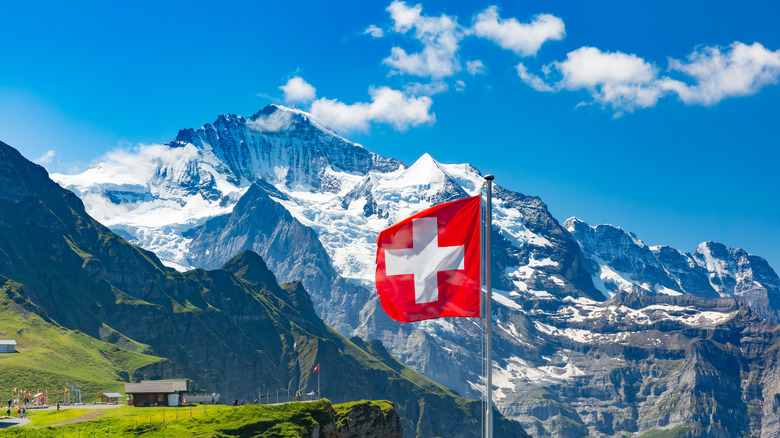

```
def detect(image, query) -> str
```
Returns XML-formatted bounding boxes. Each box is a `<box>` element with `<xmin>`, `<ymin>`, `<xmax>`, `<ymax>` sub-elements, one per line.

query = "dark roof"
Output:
<box><xmin>125</xmin><ymin>380</ymin><xmax>187</xmax><ymax>394</ymax></box>
<box><xmin>141</xmin><ymin>380</ymin><xmax>187</xmax><ymax>391</ymax></box>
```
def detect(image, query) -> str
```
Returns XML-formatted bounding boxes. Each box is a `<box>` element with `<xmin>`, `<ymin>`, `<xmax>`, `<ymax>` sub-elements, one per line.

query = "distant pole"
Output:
<box><xmin>317</xmin><ymin>365</ymin><xmax>320</xmax><ymax>398</ymax></box>
<box><xmin>484</xmin><ymin>174</ymin><xmax>494</xmax><ymax>438</ymax></box>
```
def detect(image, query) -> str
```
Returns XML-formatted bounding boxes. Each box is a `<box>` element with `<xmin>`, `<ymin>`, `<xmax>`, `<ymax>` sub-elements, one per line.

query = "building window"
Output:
<box><xmin>158</xmin><ymin>394</ymin><xmax>164</xmax><ymax>402</ymax></box>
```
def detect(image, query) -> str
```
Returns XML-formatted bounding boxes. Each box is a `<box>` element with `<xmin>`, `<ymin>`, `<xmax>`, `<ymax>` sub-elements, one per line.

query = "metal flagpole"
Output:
<box><xmin>484</xmin><ymin>174</ymin><xmax>494</xmax><ymax>438</ymax></box>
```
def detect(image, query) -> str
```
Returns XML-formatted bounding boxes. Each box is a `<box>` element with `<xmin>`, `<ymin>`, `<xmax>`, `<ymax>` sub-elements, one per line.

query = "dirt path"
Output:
<box><xmin>0</xmin><ymin>418</ymin><xmax>32</xmax><ymax>429</ymax></box>
<box><xmin>40</xmin><ymin>411</ymin><xmax>105</xmax><ymax>427</ymax></box>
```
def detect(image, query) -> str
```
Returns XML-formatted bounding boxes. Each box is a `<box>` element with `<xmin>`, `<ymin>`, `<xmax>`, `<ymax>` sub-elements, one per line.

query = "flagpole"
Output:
<box><xmin>484</xmin><ymin>174</ymin><xmax>494</xmax><ymax>438</ymax></box>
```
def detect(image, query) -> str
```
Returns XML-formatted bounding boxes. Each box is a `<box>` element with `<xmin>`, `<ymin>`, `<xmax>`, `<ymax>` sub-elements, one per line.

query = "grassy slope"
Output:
<box><xmin>0</xmin><ymin>400</ymin><xmax>393</xmax><ymax>437</ymax></box>
<box><xmin>0</xmin><ymin>279</ymin><xmax>165</xmax><ymax>399</ymax></box>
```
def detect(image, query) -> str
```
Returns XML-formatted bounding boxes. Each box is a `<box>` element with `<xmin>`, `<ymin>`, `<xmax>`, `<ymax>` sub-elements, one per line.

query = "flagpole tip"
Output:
<box><xmin>484</xmin><ymin>174</ymin><xmax>495</xmax><ymax>181</ymax></box>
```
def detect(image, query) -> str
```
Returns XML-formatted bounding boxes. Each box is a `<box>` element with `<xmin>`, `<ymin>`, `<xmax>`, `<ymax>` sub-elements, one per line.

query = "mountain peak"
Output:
<box><xmin>403</xmin><ymin>153</ymin><xmax>447</xmax><ymax>185</ymax></box>
<box><xmin>221</xmin><ymin>250</ymin><xmax>279</xmax><ymax>289</ymax></box>
<box><xmin>563</xmin><ymin>217</ymin><xmax>587</xmax><ymax>232</ymax></box>
<box><xmin>248</xmin><ymin>104</ymin><xmax>337</xmax><ymax>137</ymax></box>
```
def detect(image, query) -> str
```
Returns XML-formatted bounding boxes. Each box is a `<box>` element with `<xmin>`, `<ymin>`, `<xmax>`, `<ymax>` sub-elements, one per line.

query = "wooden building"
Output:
<box><xmin>125</xmin><ymin>380</ymin><xmax>187</xmax><ymax>407</ymax></box>
<box><xmin>97</xmin><ymin>392</ymin><xmax>125</xmax><ymax>404</ymax></box>
<box><xmin>31</xmin><ymin>392</ymin><xmax>47</xmax><ymax>406</ymax></box>
<box><xmin>0</xmin><ymin>340</ymin><xmax>17</xmax><ymax>353</ymax></box>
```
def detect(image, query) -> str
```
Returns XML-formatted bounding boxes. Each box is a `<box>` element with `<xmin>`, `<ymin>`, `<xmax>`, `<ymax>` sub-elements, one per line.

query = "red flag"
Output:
<box><xmin>375</xmin><ymin>196</ymin><xmax>481</xmax><ymax>323</ymax></box>
<box><xmin>313</xmin><ymin>364</ymin><xmax>319</xmax><ymax>373</ymax></box>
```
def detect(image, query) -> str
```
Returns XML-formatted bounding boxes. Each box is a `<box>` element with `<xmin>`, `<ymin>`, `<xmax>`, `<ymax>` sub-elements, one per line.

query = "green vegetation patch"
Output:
<box><xmin>641</xmin><ymin>423</ymin><xmax>705</xmax><ymax>438</ymax></box>
<box><xmin>0</xmin><ymin>399</ymin><xmax>395</xmax><ymax>438</ymax></box>
<box><xmin>0</xmin><ymin>292</ymin><xmax>164</xmax><ymax>398</ymax></box>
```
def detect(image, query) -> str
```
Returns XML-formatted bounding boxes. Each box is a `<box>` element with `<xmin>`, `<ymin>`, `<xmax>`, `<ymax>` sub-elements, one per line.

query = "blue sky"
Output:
<box><xmin>1</xmin><ymin>0</ymin><xmax>779</xmax><ymax>270</ymax></box>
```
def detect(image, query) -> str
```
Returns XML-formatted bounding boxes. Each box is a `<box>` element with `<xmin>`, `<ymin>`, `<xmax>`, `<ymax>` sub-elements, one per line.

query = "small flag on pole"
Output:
<box><xmin>375</xmin><ymin>195</ymin><xmax>481</xmax><ymax>323</ymax></box>
<box><xmin>313</xmin><ymin>364</ymin><xmax>319</xmax><ymax>373</ymax></box>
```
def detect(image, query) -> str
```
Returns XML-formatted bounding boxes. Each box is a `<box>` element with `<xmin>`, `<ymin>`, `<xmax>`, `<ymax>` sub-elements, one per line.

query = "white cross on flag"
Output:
<box><xmin>375</xmin><ymin>196</ymin><xmax>481</xmax><ymax>322</ymax></box>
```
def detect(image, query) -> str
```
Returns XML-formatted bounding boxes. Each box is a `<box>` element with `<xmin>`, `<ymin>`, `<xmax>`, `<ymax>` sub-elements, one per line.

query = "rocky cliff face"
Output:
<box><xmin>493</xmin><ymin>291</ymin><xmax>780</xmax><ymax>437</ymax></box>
<box><xmin>183</xmin><ymin>181</ymin><xmax>367</xmax><ymax>335</ymax></box>
<box><xmin>565</xmin><ymin>218</ymin><xmax>780</xmax><ymax>322</ymax></box>
<box><xmin>327</xmin><ymin>401</ymin><xmax>403</xmax><ymax>438</ymax></box>
<box><xmin>48</xmin><ymin>106</ymin><xmax>780</xmax><ymax>437</ymax></box>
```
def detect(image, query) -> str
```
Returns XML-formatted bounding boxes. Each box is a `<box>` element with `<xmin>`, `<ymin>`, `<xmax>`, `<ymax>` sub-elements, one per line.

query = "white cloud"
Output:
<box><xmin>383</xmin><ymin>1</ymin><xmax>463</xmax><ymax>78</ymax></box>
<box><xmin>56</xmin><ymin>144</ymin><xmax>202</xmax><ymax>190</ymax></box>
<box><xmin>517</xmin><ymin>47</ymin><xmax>666</xmax><ymax>111</ymax></box>
<box><xmin>516</xmin><ymin>63</ymin><xmax>555</xmax><ymax>92</ymax></box>
<box><xmin>309</xmin><ymin>86</ymin><xmax>434</xmax><ymax>132</ymax></box>
<box><xmin>280</xmin><ymin>76</ymin><xmax>317</xmax><ymax>103</ymax></box>
<box><xmin>466</xmin><ymin>59</ymin><xmax>485</xmax><ymax>75</ymax></box>
<box><xmin>553</xmin><ymin>47</ymin><xmax>658</xmax><ymax>89</ymax></box>
<box><xmin>455</xmin><ymin>79</ymin><xmax>466</xmax><ymax>91</ymax></box>
<box><xmin>472</xmin><ymin>6</ymin><xmax>564</xmax><ymax>57</ymax></box>
<box><xmin>404</xmin><ymin>81</ymin><xmax>449</xmax><ymax>96</ymax></box>
<box><xmin>664</xmin><ymin>42</ymin><xmax>780</xmax><ymax>105</ymax></box>
<box><xmin>554</xmin><ymin>47</ymin><xmax>665</xmax><ymax>110</ymax></box>
<box><xmin>34</xmin><ymin>149</ymin><xmax>56</xmax><ymax>164</ymax></box>
<box><xmin>365</xmin><ymin>25</ymin><xmax>384</xmax><ymax>38</ymax></box>
<box><xmin>388</xmin><ymin>1</ymin><xmax>423</xmax><ymax>32</ymax></box>
<box><xmin>248</xmin><ymin>110</ymin><xmax>294</xmax><ymax>133</ymax></box>
<box><xmin>517</xmin><ymin>42</ymin><xmax>780</xmax><ymax>112</ymax></box>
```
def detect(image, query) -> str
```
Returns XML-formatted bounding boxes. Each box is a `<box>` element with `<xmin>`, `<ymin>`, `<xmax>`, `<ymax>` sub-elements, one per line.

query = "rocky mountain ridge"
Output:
<box><xmin>50</xmin><ymin>105</ymin><xmax>780</xmax><ymax>437</ymax></box>
<box><xmin>564</xmin><ymin>217</ymin><xmax>780</xmax><ymax>322</ymax></box>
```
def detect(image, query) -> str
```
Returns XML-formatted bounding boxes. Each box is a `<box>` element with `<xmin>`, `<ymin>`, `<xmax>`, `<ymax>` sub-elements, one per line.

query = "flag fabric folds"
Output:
<box><xmin>313</xmin><ymin>364</ymin><xmax>319</xmax><ymax>373</ymax></box>
<box><xmin>375</xmin><ymin>195</ymin><xmax>481</xmax><ymax>323</ymax></box>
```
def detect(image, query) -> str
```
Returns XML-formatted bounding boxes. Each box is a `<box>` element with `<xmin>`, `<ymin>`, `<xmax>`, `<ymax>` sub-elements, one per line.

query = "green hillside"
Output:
<box><xmin>0</xmin><ymin>279</ymin><xmax>166</xmax><ymax>398</ymax></box>
<box><xmin>0</xmin><ymin>399</ymin><xmax>401</xmax><ymax>437</ymax></box>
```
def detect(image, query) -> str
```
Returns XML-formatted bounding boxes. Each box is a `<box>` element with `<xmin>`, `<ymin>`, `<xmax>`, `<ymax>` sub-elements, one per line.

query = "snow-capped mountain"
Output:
<box><xmin>565</xmin><ymin>218</ymin><xmax>780</xmax><ymax>322</ymax></box>
<box><xmin>52</xmin><ymin>104</ymin><xmax>780</xmax><ymax>437</ymax></box>
<box><xmin>53</xmin><ymin>105</ymin><xmax>401</xmax><ymax>270</ymax></box>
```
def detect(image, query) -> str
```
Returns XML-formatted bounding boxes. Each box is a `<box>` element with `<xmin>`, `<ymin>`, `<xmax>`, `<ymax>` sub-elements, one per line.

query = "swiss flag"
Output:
<box><xmin>375</xmin><ymin>196</ymin><xmax>481</xmax><ymax>323</ymax></box>
<box><xmin>313</xmin><ymin>364</ymin><xmax>319</xmax><ymax>373</ymax></box>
